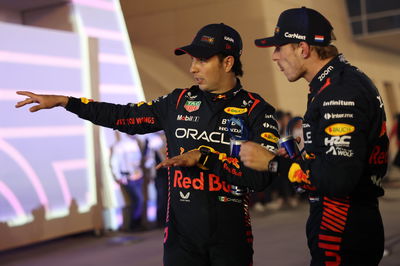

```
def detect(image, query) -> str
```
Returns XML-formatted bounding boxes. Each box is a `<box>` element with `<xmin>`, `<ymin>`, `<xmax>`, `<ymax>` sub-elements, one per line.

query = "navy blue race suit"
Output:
<box><xmin>65</xmin><ymin>80</ymin><xmax>279</xmax><ymax>266</ymax></box>
<box><xmin>288</xmin><ymin>55</ymin><xmax>388</xmax><ymax>266</ymax></box>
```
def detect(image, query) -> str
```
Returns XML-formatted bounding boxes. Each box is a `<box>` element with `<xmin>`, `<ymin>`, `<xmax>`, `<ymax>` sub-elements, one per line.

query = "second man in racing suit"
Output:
<box><xmin>242</xmin><ymin>7</ymin><xmax>389</xmax><ymax>266</ymax></box>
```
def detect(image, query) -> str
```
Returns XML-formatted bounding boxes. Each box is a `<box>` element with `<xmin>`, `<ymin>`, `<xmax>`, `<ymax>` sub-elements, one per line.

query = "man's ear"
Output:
<box><xmin>224</xmin><ymin>55</ymin><xmax>234</xmax><ymax>72</ymax></box>
<box><xmin>298</xmin><ymin>42</ymin><xmax>311</xmax><ymax>59</ymax></box>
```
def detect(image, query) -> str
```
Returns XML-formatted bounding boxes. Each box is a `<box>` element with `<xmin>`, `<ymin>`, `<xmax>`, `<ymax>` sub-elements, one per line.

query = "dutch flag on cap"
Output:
<box><xmin>314</xmin><ymin>35</ymin><xmax>324</xmax><ymax>42</ymax></box>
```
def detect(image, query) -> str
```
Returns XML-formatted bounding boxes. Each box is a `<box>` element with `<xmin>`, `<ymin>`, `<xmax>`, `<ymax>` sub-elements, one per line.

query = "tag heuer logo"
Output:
<box><xmin>184</xmin><ymin>101</ymin><xmax>201</xmax><ymax>112</ymax></box>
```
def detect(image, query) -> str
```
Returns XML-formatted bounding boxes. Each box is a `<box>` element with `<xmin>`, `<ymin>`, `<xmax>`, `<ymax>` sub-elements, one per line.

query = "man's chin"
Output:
<box><xmin>198</xmin><ymin>85</ymin><xmax>208</xmax><ymax>91</ymax></box>
<box><xmin>287</xmin><ymin>76</ymin><xmax>301</xmax><ymax>82</ymax></box>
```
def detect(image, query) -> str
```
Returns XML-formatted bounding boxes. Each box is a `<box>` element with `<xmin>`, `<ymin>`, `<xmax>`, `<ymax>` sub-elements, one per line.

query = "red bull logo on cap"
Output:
<box><xmin>201</xmin><ymin>35</ymin><xmax>215</xmax><ymax>44</ymax></box>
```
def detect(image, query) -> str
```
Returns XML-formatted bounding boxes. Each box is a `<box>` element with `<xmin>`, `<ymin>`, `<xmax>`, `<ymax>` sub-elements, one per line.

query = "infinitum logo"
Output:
<box><xmin>323</xmin><ymin>100</ymin><xmax>355</xmax><ymax>106</ymax></box>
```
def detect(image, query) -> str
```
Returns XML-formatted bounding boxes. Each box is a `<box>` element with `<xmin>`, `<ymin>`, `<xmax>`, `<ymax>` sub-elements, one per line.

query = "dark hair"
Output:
<box><xmin>310</xmin><ymin>45</ymin><xmax>339</xmax><ymax>60</ymax></box>
<box><xmin>290</xmin><ymin>43</ymin><xmax>339</xmax><ymax>60</ymax></box>
<box><xmin>216</xmin><ymin>53</ymin><xmax>244</xmax><ymax>77</ymax></box>
<box><xmin>311</xmin><ymin>31</ymin><xmax>338</xmax><ymax>59</ymax></box>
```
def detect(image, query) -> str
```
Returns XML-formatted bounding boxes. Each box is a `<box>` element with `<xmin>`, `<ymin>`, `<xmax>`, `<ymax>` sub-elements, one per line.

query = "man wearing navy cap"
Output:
<box><xmin>240</xmin><ymin>7</ymin><xmax>389</xmax><ymax>266</ymax></box>
<box><xmin>16</xmin><ymin>23</ymin><xmax>278</xmax><ymax>265</ymax></box>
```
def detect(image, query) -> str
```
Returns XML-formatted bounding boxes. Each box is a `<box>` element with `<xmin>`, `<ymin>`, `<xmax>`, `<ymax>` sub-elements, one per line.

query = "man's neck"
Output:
<box><xmin>304</xmin><ymin>56</ymin><xmax>334</xmax><ymax>83</ymax></box>
<box><xmin>213</xmin><ymin>75</ymin><xmax>237</xmax><ymax>94</ymax></box>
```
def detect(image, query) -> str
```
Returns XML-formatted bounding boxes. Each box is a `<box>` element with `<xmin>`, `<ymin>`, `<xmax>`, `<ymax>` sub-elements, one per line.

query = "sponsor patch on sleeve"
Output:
<box><xmin>80</xmin><ymin>97</ymin><xmax>93</xmax><ymax>104</ymax></box>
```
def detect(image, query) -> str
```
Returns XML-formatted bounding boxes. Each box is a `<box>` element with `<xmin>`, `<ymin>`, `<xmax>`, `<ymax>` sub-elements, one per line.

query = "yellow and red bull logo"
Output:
<box><xmin>137</xmin><ymin>101</ymin><xmax>153</xmax><ymax>107</ymax></box>
<box><xmin>224</xmin><ymin>107</ymin><xmax>247</xmax><ymax>115</ymax></box>
<box><xmin>219</xmin><ymin>153</ymin><xmax>240</xmax><ymax>168</ymax></box>
<box><xmin>261</xmin><ymin>132</ymin><xmax>279</xmax><ymax>143</ymax></box>
<box><xmin>80</xmin><ymin>97</ymin><xmax>93</xmax><ymax>104</ymax></box>
<box><xmin>325</xmin><ymin>123</ymin><xmax>355</xmax><ymax>136</ymax></box>
<box><xmin>288</xmin><ymin>163</ymin><xmax>310</xmax><ymax>184</ymax></box>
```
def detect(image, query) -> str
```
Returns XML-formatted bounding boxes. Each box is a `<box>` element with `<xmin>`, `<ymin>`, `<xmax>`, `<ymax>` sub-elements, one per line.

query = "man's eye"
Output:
<box><xmin>200</xmin><ymin>58</ymin><xmax>208</xmax><ymax>62</ymax></box>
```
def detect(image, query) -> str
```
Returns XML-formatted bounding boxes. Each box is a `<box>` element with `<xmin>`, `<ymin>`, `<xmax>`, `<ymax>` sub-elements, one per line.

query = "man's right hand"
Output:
<box><xmin>277</xmin><ymin>136</ymin><xmax>302</xmax><ymax>159</ymax></box>
<box><xmin>15</xmin><ymin>91</ymin><xmax>69</xmax><ymax>112</ymax></box>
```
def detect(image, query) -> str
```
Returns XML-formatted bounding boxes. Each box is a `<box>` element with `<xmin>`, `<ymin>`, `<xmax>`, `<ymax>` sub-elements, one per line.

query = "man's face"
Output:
<box><xmin>272</xmin><ymin>44</ymin><xmax>305</xmax><ymax>82</ymax></box>
<box><xmin>189</xmin><ymin>55</ymin><xmax>227</xmax><ymax>93</ymax></box>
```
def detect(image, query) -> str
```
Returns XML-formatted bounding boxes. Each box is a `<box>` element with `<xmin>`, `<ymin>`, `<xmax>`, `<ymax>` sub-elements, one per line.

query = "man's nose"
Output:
<box><xmin>272</xmin><ymin>48</ymin><xmax>279</xmax><ymax>61</ymax></box>
<box><xmin>190</xmin><ymin>61</ymin><xmax>198</xmax><ymax>73</ymax></box>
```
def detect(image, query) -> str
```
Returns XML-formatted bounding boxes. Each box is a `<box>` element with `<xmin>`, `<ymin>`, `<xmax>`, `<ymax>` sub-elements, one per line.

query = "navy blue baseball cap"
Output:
<box><xmin>255</xmin><ymin>7</ymin><xmax>333</xmax><ymax>47</ymax></box>
<box><xmin>175</xmin><ymin>23</ymin><xmax>243</xmax><ymax>59</ymax></box>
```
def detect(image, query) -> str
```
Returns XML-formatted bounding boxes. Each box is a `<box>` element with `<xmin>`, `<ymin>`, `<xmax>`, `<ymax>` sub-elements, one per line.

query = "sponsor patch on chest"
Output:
<box><xmin>184</xmin><ymin>101</ymin><xmax>201</xmax><ymax>112</ymax></box>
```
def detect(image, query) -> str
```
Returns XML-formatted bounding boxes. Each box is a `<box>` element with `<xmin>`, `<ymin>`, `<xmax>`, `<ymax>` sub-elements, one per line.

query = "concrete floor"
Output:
<box><xmin>1</xmin><ymin>186</ymin><xmax>399</xmax><ymax>266</ymax></box>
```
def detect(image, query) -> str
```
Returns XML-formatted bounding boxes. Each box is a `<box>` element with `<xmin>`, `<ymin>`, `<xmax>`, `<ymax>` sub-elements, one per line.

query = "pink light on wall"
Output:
<box><xmin>0</xmin><ymin>138</ymin><xmax>49</xmax><ymax>209</ymax></box>
<box><xmin>52</xmin><ymin>159</ymin><xmax>87</xmax><ymax>207</ymax></box>
<box><xmin>0</xmin><ymin>181</ymin><xmax>26</xmax><ymax>217</ymax></box>
<box><xmin>0</xmin><ymin>126</ymin><xmax>85</xmax><ymax>139</ymax></box>
<box><xmin>84</xmin><ymin>27</ymin><xmax>124</xmax><ymax>41</ymax></box>
<box><xmin>100</xmin><ymin>84</ymin><xmax>136</xmax><ymax>95</ymax></box>
<box><xmin>0</xmin><ymin>51</ymin><xmax>81</xmax><ymax>68</ymax></box>
<box><xmin>99</xmin><ymin>53</ymin><xmax>130</xmax><ymax>65</ymax></box>
<box><xmin>72</xmin><ymin>0</ymin><xmax>115</xmax><ymax>11</ymax></box>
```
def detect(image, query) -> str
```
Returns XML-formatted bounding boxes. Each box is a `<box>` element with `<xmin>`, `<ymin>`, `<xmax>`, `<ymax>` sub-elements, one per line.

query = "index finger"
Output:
<box><xmin>16</xmin><ymin>91</ymin><xmax>35</xmax><ymax>97</ymax></box>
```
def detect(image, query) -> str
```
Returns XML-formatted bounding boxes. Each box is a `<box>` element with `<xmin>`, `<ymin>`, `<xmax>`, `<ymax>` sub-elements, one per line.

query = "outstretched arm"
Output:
<box><xmin>15</xmin><ymin>91</ymin><xmax>69</xmax><ymax>112</ymax></box>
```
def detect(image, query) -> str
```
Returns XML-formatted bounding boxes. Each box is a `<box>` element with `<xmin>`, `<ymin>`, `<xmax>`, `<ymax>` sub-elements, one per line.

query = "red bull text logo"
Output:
<box><xmin>369</xmin><ymin>145</ymin><xmax>388</xmax><ymax>165</ymax></box>
<box><xmin>173</xmin><ymin>170</ymin><xmax>231</xmax><ymax>192</ymax></box>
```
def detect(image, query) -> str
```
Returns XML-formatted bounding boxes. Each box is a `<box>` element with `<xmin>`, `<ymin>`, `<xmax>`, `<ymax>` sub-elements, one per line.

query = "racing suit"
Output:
<box><xmin>65</xmin><ymin>79</ymin><xmax>279</xmax><ymax>266</ymax></box>
<box><xmin>288</xmin><ymin>55</ymin><xmax>389</xmax><ymax>265</ymax></box>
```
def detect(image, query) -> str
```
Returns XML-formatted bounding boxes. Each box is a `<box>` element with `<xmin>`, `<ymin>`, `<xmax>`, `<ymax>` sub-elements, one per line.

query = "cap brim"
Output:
<box><xmin>254</xmin><ymin>37</ymin><xmax>285</xmax><ymax>47</ymax></box>
<box><xmin>174</xmin><ymin>45</ymin><xmax>218</xmax><ymax>59</ymax></box>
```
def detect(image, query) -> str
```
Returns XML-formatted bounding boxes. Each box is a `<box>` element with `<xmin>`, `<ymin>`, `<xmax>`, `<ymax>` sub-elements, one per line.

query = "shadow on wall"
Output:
<box><xmin>134</xmin><ymin>45</ymin><xmax>193</xmax><ymax>100</ymax></box>
<box><xmin>122</xmin><ymin>0</ymin><xmax>276</xmax><ymax>104</ymax></box>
